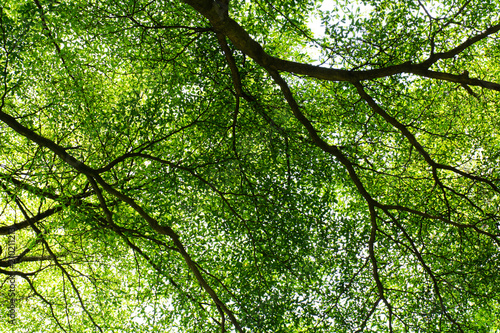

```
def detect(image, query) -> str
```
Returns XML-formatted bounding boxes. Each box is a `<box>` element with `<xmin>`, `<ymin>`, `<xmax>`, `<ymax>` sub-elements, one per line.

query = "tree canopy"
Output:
<box><xmin>1</xmin><ymin>0</ymin><xmax>500</xmax><ymax>331</ymax></box>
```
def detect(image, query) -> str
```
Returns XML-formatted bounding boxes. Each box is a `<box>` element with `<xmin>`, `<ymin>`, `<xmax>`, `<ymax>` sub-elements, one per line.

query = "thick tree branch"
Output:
<box><xmin>182</xmin><ymin>0</ymin><xmax>500</xmax><ymax>90</ymax></box>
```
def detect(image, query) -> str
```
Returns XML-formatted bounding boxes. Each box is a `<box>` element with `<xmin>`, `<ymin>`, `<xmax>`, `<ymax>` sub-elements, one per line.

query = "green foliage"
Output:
<box><xmin>1</xmin><ymin>0</ymin><xmax>500</xmax><ymax>332</ymax></box>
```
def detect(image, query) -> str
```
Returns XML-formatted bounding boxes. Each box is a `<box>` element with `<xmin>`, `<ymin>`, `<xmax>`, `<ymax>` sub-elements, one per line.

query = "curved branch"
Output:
<box><xmin>0</xmin><ymin>206</ymin><xmax>61</xmax><ymax>235</ymax></box>
<box><xmin>0</xmin><ymin>108</ymin><xmax>244</xmax><ymax>332</ymax></box>
<box><xmin>353</xmin><ymin>81</ymin><xmax>500</xmax><ymax>194</ymax></box>
<box><xmin>182</xmin><ymin>0</ymin><xmax>500</xmax><ymax>90</ymax></box>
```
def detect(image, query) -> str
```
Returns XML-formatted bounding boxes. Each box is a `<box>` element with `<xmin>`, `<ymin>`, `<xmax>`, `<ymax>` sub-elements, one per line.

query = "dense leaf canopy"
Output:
<box><xmin>1</xmin><ymin>0</ymin><xmax>500</xmax><ymax>331</ymax></box>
